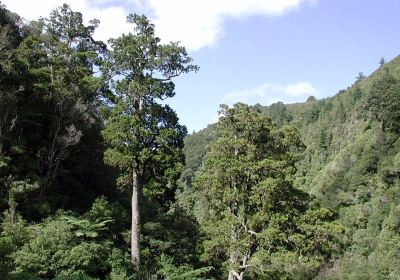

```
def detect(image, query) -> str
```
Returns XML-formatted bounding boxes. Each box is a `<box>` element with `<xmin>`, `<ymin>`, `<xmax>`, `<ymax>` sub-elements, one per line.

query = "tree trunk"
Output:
<box><xmin>228</xmin><ymin>224</ymin><xmax>245</xmax><ymax>280</ymax></box>
<box><xmin>228</xmin><ymin>270</ymin><xmax>243</xmax><ymax>280</ymax></box>
<box><xmin>228</xmin><ymin>227</ymin><xmax>242</xmax><ymax>280</ymax></box>
<box><xmin>131</xmin><ymin>170</ymin><xmax>141</xmax><ymax>270</ymax></box>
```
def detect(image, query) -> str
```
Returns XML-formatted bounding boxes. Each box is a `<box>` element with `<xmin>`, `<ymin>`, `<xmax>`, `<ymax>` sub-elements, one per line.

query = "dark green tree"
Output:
<box><xmin>365</xmin><ymin>70</ymin><xmax>400</xmax><ymax>132</ymax></box>
<box><xmin>306</xmin><ymin>95</ymin><xmax>317</xmax><ymax>102</ymax></box>
<box><xmin>101</xmin><ymin>14</ymin><xmax>198</xmax><ymax>269</ymax></box>
<box><xmin>356</xmin><ymin>72</ymin><xmax>366</xmax><ymax>82</ymax></box>
<box><xmin>195</xmin><ymin>104</ymin><xmax>343</xmax><ymax>280</ymax></box>
<box><xmin>0</xmin><ymin>4</ymin><xmax>24</xmax><ymax>216</ymax></box>
<box><xmin>11</xmin><ymin>4</ymin><xmax>105</xmax><ymax>197</ymax></box>
<box><xmin>266</xmin><ymin>102</ymin><xmax>293</xmax><ymax>127</ymax></box>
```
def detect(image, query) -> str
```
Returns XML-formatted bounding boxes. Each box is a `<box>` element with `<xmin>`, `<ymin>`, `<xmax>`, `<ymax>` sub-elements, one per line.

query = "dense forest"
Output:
<box><xmin>0</xmin><ymin>2</ymin><xmax>399</xmax><ymax>280</ymax></box>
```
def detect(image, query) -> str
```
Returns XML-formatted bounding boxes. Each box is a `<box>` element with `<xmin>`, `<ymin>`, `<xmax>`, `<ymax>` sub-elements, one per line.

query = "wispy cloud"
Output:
<box><xmin>3</xmin><ymin>0</ymin><xmax>316</xmax><ymax>51</ymax></box>
<box><xmin>144</xmin><ymin>0</ymin><xmax>315</xmax><ymax>50</ymax></box>
<box><xmin>224</xmin><ymin>81</ymin><xmax>319</xmax><ymax>106</ymax></box>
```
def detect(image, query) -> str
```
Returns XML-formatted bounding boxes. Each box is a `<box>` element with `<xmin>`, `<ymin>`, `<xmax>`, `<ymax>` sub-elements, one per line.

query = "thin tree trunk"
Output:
<box><xmin>228</xmin><ymin>137</ymin><xmax>245</xmax><ymax>280</ymax></box>
<box><xmin>228</xmin><ymin>253</ymin><xmax>235</xmax><ymax>280</ymax></box>
<box><xmin>228</xmin><ymin>270</ymin><xmax>243</xmax><ymax>280</ymax></box>
<box><xmin>228</xmin><ymin>227</ymin><xmax>240</xmax><ymax>280</ymax></box>
<box><xmin>131</xmin><ymin>170</ymin><xmax>141</xmax><ymax>270</ymax></box>
<box><xmin>228</xmin><ymin>271</ymin><xmax>236</xmax><ymax>280</ymax></box>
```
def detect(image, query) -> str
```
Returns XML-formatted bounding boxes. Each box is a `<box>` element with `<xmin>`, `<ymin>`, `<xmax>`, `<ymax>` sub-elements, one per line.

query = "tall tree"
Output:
<box><xmin>0</xmin><ymin>3</ymin><xmax>21</xmax><ymax>164</ymax></box>
<box><xmin>14</xmin><ymin>4</ymin><xmax>105</xmax><ymax>195</ymax></box>
<box><xmin>195</xmin><ymin>104</ymin><xmax>342</xmax><ymax>280</ymax></box>
<box><xmin>102</xmin><ymin>14</ymin><xmax>198</xmax><ymax>269</ymax></box>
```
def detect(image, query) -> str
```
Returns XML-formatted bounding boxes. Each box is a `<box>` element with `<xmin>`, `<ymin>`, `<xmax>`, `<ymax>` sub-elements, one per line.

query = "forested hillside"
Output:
<box><xmin>0</xmin><ymin>2</ymin><xmax>399</xmax><ymax>280</ymax></box>
<box><xmin>179</xmin><ymin>56</ymin><xmax>400</xmax><ymax>279</ymax></box>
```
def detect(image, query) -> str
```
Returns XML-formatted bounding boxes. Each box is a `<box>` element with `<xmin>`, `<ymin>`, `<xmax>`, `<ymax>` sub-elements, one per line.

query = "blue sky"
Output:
<box><xmin>3</xmin><ymin>0</ymin><xmax>400</xmax><ymax>132</ymax></box>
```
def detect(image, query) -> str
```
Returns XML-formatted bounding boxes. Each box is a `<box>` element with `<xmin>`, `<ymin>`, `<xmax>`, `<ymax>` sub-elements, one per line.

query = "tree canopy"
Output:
<box><xmin>101</xmin><ymin>13</ymin><xmax>198</xmax><ymax>269</ymax></box>
<box><xmin>195</xmin><ymin>104</ymin><xmax>343</xmax><ymax>279</ymax></box>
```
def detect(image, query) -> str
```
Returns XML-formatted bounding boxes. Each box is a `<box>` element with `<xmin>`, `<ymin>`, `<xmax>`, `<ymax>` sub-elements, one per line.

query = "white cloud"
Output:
<box><xmin>144</xmin><ymin>0</ymin><xmax>315</xmax><ymax>50</ymax></box>
<box><xmin>2</xmin><ymin>0</ymin><xmax>131</xmax><ymax>45</ymax></box>
<box><xmin>224</xmin><ymin>81</ymin><xmax>319</xmax><ymax>106</ymax></box>
<box><xmin>283</xmin><ymin>81</ymin><xmax>319</xmax><ymax>96</ymax></box>
<box><xmin>2</xmin><ymin>0</ymin><xmax>315</xmax><ymax>50</ymax></box>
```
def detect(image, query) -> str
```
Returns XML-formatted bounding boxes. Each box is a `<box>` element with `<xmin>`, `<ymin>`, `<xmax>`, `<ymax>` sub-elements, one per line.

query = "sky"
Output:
<box><xmin>3</xmin><ymin>0</ymin><xmax>400</xmax><ymax>132</ymax></box>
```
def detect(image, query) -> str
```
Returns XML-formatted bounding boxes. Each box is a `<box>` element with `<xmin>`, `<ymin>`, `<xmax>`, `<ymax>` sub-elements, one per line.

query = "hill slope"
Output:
<box><xmin>179</xmin><ymin>56</ymin><xmax>400</xmax><ymax>279</ymax></box>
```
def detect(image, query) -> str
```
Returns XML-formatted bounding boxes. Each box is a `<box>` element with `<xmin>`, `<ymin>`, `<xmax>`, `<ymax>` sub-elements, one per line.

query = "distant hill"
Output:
<box><xmin>179</xmin><ymin>55</ymin><xmax>400</xmax><ymax>279</ymax></box>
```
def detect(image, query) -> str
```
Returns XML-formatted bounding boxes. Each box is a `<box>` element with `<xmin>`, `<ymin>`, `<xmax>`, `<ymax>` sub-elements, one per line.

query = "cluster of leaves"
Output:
<box><xmin>1</xmin><ymin>197</ymin><xmax>132</xmax><ymax>279</ymax></box>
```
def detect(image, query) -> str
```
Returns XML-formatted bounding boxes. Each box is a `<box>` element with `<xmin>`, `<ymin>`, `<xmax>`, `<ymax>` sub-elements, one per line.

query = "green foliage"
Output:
<box><xmin>107</xmin><ymin>248</ymin><xmax>134</xmax><ymax>280</ymax></box>
<box><xmin>318</xmin><ymin>129</ymin><xmax>331</xmax><ymax>150</ymax></box>
<box><xmin>0</xmin><ymin>208</ymin><xmax>32</xmax><ymax>278</ymax></box>
<box><xmin>101</xmin><ymin>13</ymin><xmax>198</xmax><ymax>268</ymax></box>
<box><xmin>53</xmin><ymin>274</ymin><xmax>97</xmax><ymax>280</ymax></box>
<box><xmin>88</xmin><ymin>196</ymin><xmax>129</xmax><ymax>236</ymax></box>
<box><xmin>158</xmin><ymin>254</ymin><xmax>212</xmax><ymax>280</ymax></box>
<box><xmin>304</xmin><ymin>103</ymin><xmax>321</xmax><ymax>123</ymax></box>
<box><xmin>101</xmin><ymin>13</ymin><xmax>196</xmax><ymax>202</ymax></box>
<box><xmin>3</xmin><ymin>196</ymin><xmax>129</xmax><ymax>279</ymax></box>
<box><xmin>0</xmin><ymin>2</ymin><xmax>112</xmax><ymax>221</ymax></box>
<box><xmin>306</xmin><ymin>96</ymin><xmax>317</xmax><ymax>102</ymax></box>
<box><xmin>11</xmin><ymin>215</ymin><xmax>110</xmax><ymax>278</ymax></box>
<box><xmin>264</xmin><ymin>101</ymin><xmax>294</xmax><ymax>127</ymax></box>
<box><xmin>7</xmin><ymin>272</ymin><xmax>43</xmax><ymax>280</ymax></box>
<box><xmin>61</xmin><ymin>215</ymin><xmax>113</xmax><ymax>238</ymax></box>
<box><xmin>364</xmin><ymin>70</ymin><xmax>400</xmax><ymax>132</ymax></box>
<box><xmin>195</xmin><ymin>103</ymin><xmax>342</xmax><ymax>279</ymax></box>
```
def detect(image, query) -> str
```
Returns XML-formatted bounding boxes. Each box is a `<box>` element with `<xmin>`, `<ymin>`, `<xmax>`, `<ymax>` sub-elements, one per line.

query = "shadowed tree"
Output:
<box><xmin>0</xmin><ymin>4</ymin><xmax>22</xmax><ymax>157</ymax></box>
<box><xmin>13</xmin><ymin>4</ymin><xmax>105</xmax><ymax>194</ymax></box>
<box><xmin>102</xmin><ymin>14</ymin><xmax>198</xmax><ymax>269</ymax></box>
<box><xmin>379</xmin><ymin>57</ymin><xmax>386</xmax><ymax>66</ymax></box>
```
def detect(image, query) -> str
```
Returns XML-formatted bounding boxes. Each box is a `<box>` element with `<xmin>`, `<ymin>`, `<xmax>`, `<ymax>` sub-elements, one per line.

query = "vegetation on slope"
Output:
<box><xmin>178</xmin><ymin>56</ymin><xmax>400</xmax><ymax>279</ymax></box>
